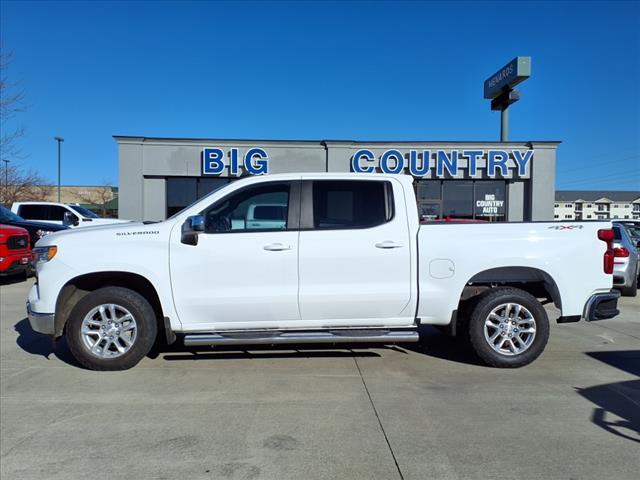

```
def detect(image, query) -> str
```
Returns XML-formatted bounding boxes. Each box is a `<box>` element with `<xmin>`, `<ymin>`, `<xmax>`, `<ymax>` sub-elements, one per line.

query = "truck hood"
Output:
<box><xmin>35</xmin><ymin>220</ymin><xmax>172</xmax><ymax>246</ymax></box>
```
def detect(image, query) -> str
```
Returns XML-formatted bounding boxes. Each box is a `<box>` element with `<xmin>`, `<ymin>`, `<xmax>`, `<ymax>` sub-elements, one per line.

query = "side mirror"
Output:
<box><xmin>63</xmin><ymin>211</ymin><xmax>79</xmax><ymax>226</ymax></box>
<box><xmin>181</xmin><ymin>215</ymin><xmax>205</xmax><ymax>245</ymax></box>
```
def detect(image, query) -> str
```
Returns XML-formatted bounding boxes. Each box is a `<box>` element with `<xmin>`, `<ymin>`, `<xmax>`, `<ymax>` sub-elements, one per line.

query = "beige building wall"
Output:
<box><xmin>39</xmin><ymin>186</ymin><xmax>117</xmax><ymax>204</ymax></box>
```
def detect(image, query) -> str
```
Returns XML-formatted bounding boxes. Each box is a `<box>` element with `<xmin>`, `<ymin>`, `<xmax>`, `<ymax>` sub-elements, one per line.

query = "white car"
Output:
<box><xmin>11</xmin><ymin>202</ymin><xmax>128</xmax><ymax>228</ymax></box>
<box><xmin>26</xmin><ymin>173</ymin><xmax>620</xmax><ymax>370</ymax></box>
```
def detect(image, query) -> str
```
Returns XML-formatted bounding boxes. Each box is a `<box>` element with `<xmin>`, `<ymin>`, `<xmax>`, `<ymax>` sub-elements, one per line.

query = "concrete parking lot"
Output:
<box><xmin>1</xmin><ymin>278</ymin><xmax>639</xmax><ymax>480</ymax></box>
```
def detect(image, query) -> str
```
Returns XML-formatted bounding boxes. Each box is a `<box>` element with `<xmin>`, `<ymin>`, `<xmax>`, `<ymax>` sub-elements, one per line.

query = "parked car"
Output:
<box><xmin>11</xmin><ymin>202</ymin><xmax>128</xmax><ymax>228</ymax></box>
<box><xmin>0</xmin><ymin>224</ymin><xmax>32</xmax><ymax>277</ymax></box>
<box><xmin>27</xmin><ymin>173</ymin><xmax>620</xmax><ymax>371</ymax></box>
<box><xmin>611</xmin><ymin>223</ymin><xmax>639</xmax><ymax>296</ymax></box>
<box><xmin>0</xmin><ymin>205</ymin><xmax>69</xmax><ymax>248</ymax></box>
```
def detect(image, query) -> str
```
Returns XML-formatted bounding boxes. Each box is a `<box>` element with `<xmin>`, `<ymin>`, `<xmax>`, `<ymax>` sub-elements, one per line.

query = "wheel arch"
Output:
<box><xmin>466</xmin><ymin>266</ymin><xmax>561</xmax><ymax>307</ymax></box>
<box><xmin>446</xmin><ymin>266</ymin><xmax>562</xmax><ymax>337</ymax></box>
<box><xmin>54</xmin><ymin>271</ymin><xmax>166</xmax><ymax>339</ymax></box>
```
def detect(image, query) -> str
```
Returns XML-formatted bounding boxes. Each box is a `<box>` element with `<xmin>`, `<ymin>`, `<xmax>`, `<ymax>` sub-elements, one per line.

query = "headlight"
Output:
<box><xmin>33</xmin><ymin>246</ymin><xmax>58</xmax><ymax>264</ymax></box>
<box><xmin>36</xmin><ymin>229</ymin><xmax>54</xmax><ymax>238</ymax></box>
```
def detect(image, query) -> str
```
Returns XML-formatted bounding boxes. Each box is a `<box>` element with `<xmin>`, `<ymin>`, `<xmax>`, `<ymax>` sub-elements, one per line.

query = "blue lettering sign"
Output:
<box><xmin>229</xmin><ymin>148</ymin><xmax>240</xmax><ymax>176</ymax></box>
<box><xmin>380</xmin><ymin>149</ymin><xmax>405</xmax><ymax>174</ymax></box>
<box><xmin>202</xmin><ymin>148</ymin><xmax>225</xmax><ymax>175</ymax></box>
<box><xmin>409</xmin><ymin>150</ymin><xmax>430</xmax><ymax>176</ymax></box>
<box><xmin>436</xmin><ymin>150</ymin><xmax>458</xmax><ymax>177</ymax></box>
<box><xmin>488</xmin><ymin>150</ymin><xmax>509</xmax><ymax>177</ymax></box>
<box><xmin>352</xmin><ymin>149</ymin><xmax>375</xmax><ymax>173</ymax></box>
<box><xmin>513</xmin><ymin>149</ymin><xmax>533</xmax><ymax>176</ymax></box>
<box><xmin>463</xmin><ymin>150</ymin><xmax>483</xmax><ymax>177</ymax></box>
<box><xmin>245</xmin><ymin>148</ymin><xmax>269</xmax><ymax>175</ymax></box>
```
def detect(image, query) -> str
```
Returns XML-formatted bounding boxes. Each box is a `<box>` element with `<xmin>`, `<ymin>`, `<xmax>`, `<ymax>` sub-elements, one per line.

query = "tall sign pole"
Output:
<box><xmin>54</xmin><ymin>136</ymin><xmax>64</xmax><ymax>202</ymax></box>
<box><xmin>484</xmin><ymin>57</ymin><xmax>531</xmax><ymax>142</ymax></box>
<box><xmin>2</xmin><ymin>159</ymin><xmax>9</xmax><ymax>205</ymax></box>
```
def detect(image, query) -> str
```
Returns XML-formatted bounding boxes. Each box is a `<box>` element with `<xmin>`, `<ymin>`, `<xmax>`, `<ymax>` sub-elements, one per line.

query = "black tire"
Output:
<box><xmin>621</xmin><ymin>276</ymin><xmax>637</xmax><ymax>297</ymax></box>
<box><xmin>467</xmin><ymin>287</ymin><xmax>550</xmax><ymax>368</ymax></box>
<box><xmin>65</xmin><ymin>287</ymin><xmax>158</xmax><ymax>370</ymax></box>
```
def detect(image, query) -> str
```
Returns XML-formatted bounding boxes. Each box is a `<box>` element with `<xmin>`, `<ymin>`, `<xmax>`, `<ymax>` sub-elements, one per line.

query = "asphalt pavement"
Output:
<box><xmin>1</xmin><ymin>278</ymin><xmax>639</xmax><ymax>479</ymax></box>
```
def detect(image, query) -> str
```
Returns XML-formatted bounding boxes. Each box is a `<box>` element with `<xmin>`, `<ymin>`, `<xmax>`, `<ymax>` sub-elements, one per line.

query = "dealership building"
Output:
<box><xmin>115</xmin><ymin>136</ymin><xmax>559</xmax><ymax>223</ymax></box>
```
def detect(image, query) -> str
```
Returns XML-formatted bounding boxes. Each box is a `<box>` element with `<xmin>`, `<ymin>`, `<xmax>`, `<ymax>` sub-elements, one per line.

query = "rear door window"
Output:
<box><xmin>18</xmin><ymin>205</ymin><xmax>49</xmax><ymax>220</ymax></box>
<box><xmin>312</xmin><ymin>180</ymin><xmax>393</xmax><ymax>229</ymax></box>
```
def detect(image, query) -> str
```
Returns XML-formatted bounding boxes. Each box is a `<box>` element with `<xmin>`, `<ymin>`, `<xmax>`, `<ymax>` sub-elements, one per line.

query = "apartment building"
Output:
<box><xmin>554</xmin><ymin>191</ymin><xmax>640</xmax><ymax>220</ymax></box>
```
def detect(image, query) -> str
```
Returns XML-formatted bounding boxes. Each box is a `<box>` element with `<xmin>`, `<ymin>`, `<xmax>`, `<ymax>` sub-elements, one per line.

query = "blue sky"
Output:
<box><xmin>1</xmin><ymin>0</ymin><xmax>639</xmax><ymax>190</ymax></box>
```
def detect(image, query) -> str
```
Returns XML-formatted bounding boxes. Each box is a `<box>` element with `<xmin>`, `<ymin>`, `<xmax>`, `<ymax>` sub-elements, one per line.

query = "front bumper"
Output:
<box><xmin>0</xmin><ymin>256</ymin><xmax>31</xmax><ymax>276</ymax></box>
<box><xmin>27</xmin><ymin>301</ymin><xmax>55</xmax><ymax>335</ymax></box>
<box><xmin>583</xmin><ymin>290</ymin><xmax>620</xmax><ymax>321</ymax></box>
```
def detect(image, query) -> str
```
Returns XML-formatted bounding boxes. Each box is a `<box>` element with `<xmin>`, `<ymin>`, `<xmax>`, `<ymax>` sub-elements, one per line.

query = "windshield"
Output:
<box><xmin>623</xmin><ymin>224</ymin><xmax>640</xmax><ymax>240</ymax></box>
<box><xmin>69</xmin><ymin>205</ymin><xmax>100</xmax><ymax>218</ymax></box>
<box><xmin>0</xmin><ymin>205</ymin><xmax>24</xmax><ymax>222</ymax></box>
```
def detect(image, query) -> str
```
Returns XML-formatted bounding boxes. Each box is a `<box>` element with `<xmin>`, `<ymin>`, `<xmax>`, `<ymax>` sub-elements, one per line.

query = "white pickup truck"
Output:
<box><xmin>27</xmin><ymin>173</ymin><xmax>620</xmax><ymax>370</ymax></box>
<box><xmin>12</xmin><ymin>202</ymin><xmax>128</xmax><ymax>228</ymax></box>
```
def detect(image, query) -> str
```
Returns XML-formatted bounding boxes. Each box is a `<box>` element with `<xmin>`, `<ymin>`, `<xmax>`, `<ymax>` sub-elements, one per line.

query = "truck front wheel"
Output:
<box><xmin>65</xmin><ymin>287</ymin><xmax>158</xmax><ymax>370</ymax></box>
<box><xmin>467</xmin><ymin>287</ymin><xmax>550</xmax><ymax>368</ymax></box>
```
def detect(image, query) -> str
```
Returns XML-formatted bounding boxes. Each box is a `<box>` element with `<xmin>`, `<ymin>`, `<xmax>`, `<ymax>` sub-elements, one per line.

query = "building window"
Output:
<box><xmin>416</xmin><ymin>180</ymin><xmax>507</xmax><ymax>222</ymax></box>
<box><xmin>554</xmin><ymin>214</ymin><xmax>559</xmax><ymax>219</ymax></box>
<box><xmin>587</xmin><ymin>215</ymin><xmax>592</xmax><ymax>219</ymax></box>
<box><xmin>554</xmin><ymin>203</ymin><xmax>559</xmax><ymax>208</ymax></box>
<box><xmin>565</xmin><ymin>203</ymin><xmax>572</xmax><ymax>208</ymax></box>
<box><xmin>166</xmin><ymin>177</ymin><xmax>232</xmax><ymax>217</ymax></box>
<box><xmin>625</xmin><ymin>215</ymin><xmax>630</xmax><ymax>219</ymax></box>
<box><xmin>564</xmin><ymin>214</ymin><xmax>572</xmax><ymax>219</ymax></box>
<box><xmin>586</xmin><ymin>204</ymin><xmax>592</xmax><ymax>208</ymax></box>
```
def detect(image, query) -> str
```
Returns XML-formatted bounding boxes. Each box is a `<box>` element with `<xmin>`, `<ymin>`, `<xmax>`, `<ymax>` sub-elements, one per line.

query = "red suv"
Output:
<box><xmin>0</xmin><ymin>224</ymin><xmax>32</xmax><ymax>277</ymax></box>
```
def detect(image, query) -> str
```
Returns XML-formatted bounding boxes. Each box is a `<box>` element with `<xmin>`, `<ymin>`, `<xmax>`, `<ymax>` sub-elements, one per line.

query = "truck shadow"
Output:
<box><xmin>160</xmin><ymin>347</ymin><xmax>382</xmax><ymax>362</ymax></box>
<box><xmin>576</xmin><ymin>351</ymin><xmax>640</xmax><ymax>444</ymax></box>
<box><xmin>0</xmin><ymin>274</ymin><xmax>28</xmax><ymax>286</ymax></box>
<box><xmin>400</xmin><ymin>326</ymin><xmax>484</xmax><ymax>366</ymax></box>
<box><xmin>14</xmin><ymin>318</ymin><xmax>82</xmax><ymax>367</ymax></box>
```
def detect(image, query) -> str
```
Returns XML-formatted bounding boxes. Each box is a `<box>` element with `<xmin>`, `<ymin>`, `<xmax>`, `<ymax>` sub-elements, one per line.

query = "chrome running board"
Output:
<box><xmin>183</xmin><ymin>329</ymin><xmax>419</xmax><ymax>347</ymax></box>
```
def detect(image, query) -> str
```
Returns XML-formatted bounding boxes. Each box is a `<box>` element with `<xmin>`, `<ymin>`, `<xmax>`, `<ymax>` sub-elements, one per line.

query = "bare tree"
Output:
<box><xmin>1</xmin><ymin>164</ymin><xmax>52</xmax><ymax>206</ymax></box>
<box><xmin>0</xmin><ymin>48</ymin><xmax>27</xmax><ymax>166</ymax></box>
<box><xmin>72</xmin><ymin>182</ymin><xmax>115</xmax><ymax>217</ymax></box>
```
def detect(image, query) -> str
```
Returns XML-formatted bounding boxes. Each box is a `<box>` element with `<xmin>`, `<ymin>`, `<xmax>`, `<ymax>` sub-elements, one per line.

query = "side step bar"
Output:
<box><xmin>183</xmin><ymin>329</ymin><xmax>419</xmax><ymax>347</ymax></box>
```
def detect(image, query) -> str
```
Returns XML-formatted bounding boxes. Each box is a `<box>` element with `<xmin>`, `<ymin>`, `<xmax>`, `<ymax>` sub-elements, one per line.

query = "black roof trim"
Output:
<box><xmin>113</xmin><ymin>135</ymin><xmax>561</xmax><ymax>146</ymax></box>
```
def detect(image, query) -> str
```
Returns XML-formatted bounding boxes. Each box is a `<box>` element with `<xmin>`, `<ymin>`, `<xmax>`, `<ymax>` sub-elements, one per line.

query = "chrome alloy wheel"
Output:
<box><xmin>483</xmin><ymin>303</ymin><xmax>537</xmax><ymax>356</ymax></box>
<box><xmin>80</xmin><ymin>304</ymin><xmax>137</xmax><ymax>359</ymax></box>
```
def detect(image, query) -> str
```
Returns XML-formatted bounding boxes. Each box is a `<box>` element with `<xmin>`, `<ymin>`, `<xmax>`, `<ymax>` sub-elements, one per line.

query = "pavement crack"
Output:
<box><xmin>353</xmin><ymin>356</ymin><xmax>405</xmax><ymax>480</ymax></box>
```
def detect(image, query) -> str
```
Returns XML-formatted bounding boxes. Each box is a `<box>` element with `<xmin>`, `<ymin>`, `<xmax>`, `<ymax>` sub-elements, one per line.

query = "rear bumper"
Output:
<box><xmin>26</xmin><ymin>301</ymin><xmax>55</xmax><ymax>335</ymax></box>
<box><xmin>583</xmin><ymin>290</ymin><xmax>620</xmax><ymax>321</ymax></box>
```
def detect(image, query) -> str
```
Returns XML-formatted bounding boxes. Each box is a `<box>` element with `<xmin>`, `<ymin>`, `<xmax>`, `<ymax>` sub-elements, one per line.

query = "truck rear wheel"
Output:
<box><xmin>467</xmin><ymin>287</ymin><xmax>549</xmax><ymax>368</ymax></box>
<box><xmin>65</xmin><ymin>287</ymin><xmax>158</xmax><ymax>370</ymax></box>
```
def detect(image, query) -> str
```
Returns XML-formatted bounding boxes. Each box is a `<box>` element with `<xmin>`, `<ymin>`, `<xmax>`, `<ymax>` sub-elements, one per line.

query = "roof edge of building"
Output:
<box><xmin>112</xmin><ymin>135</ymin><xmax>561</xmax><ymax>146</ymax></box>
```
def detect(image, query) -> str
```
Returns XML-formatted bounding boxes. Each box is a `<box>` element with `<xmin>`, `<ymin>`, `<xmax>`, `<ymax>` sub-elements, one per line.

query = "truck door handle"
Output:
<box><xmin>375</xmin><ymin>241</ymin><xmax>404</xmax><ymax>249</ymax></box>
<box><xmin>263</xmin><ymin>243</ymin><xmax>292</xmax><ymax>251</ymax></box>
